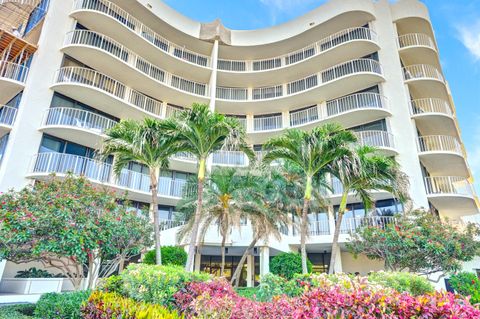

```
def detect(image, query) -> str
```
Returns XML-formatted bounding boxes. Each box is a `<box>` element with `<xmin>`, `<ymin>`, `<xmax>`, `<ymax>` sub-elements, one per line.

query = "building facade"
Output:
<box><xmin>0</xmin><ymin>0</ymin><xmax>478</xmax><ymax>287</ymax></box>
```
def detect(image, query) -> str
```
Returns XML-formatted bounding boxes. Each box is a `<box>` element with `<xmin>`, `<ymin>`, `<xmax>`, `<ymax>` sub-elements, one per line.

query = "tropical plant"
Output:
<box><xmin>176</xmin><ymin>167</ymin><xmax>256</xmax><ymax>275</ymax></box>
<box><xmin>367</xmin><ymin>271</ymin><xmax>434</xmax><ymax>296</ymax></box>
<box><xmin>159</xmin><ymin>103</ymin><xmax>253</xmax><ymax>271</ymax></box>
<box><xmin>35</xmin><ymin>290</ymin><xmax>91</xmax><ymax>319</ymax></box>
<box><xmin>328</xmin><ymin>145</ymin><xmax>409</xmax><ymax>273</ymax></box>
<box><xmin>263</xmin><ymin>123</ymin><xmax>357</xmax><ymax>274</ymax></box>
<box><xmin>449</xmin><ymin>272</ymin><xmax>480</xmax><ymax>304</ymax></box>
<box><xmin>143</xmin><ymin>246</ymin><xmax>188</xmax><ymax>267</ymax></box>
<box><xmin>14</xmin><ymin>267</ymin><xmax>64</xmax><ymax>278</ymax></box>
<box><xmin>348</xmin><ymin>210</ymin><xmax>480</xmax><ymax>279</ymax></box>
<box><xmin>270</xmin><ymin>253</ymin><xmax>313</xmax><ymax>280</ymax></box>
<box><xmin>101</xmin><ymin>118</ymin><xmax>176</xmax><ymax>265</ymax></box>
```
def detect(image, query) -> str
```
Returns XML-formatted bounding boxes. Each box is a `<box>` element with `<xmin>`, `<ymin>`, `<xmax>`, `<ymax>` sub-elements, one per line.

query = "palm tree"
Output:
<box><xmin>160</xmin><ymin>103</ymin><xmax>253</xmax><ymax>271</ymax></box>
<box><xmin>176</xmin><ymin>168</ymin><xmax>256</xmax><ymax>276</ymax></box>
<box><xmin>327</xmin><ymin>145</ymin><xmax>409</xmax><ymax>273</ymax></box>
<box><xmin>100</xmin><ymin>118</ymin><xmax>175</xmax><ymax>265</ymax></box>
<box><xmin>263</xmin><ymin>123</ymin><xmax>357</xmax><ymax>274</ymax></box>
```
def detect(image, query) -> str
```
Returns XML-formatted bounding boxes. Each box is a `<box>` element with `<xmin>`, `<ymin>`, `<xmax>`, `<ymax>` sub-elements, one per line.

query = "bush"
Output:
<box><xmin>143</xmin><ymin>246</ymin><xmax>188</xmax><ymax>267</ymax></box>
<box><xmin>14</xmin><ymin>267</ymin><xmax>64</xmax><ymax>278</ymax></box>
<box><xmin>82</xmin><ymin>291</ymin><xmax>182</xmax><ymax>319</ymax></box>
<box><xmin>270</xmin><ymin>252</ymin><xmax>312</xmax><ymax>280</ymax></box>
<box><xmin>235</xmin><ymin>287</ymin><xmax>259</xmax><ymax>300</ymax></box>
<box><xmin>368</xmin><ymin>271</ymin><xmax>434</xmax><ymax>296</ymax></box>
<box><xmin>100</xmin><ymin>275</ymin><xmax>124</xmax><ymax>295</ymax></box>
<box><xmin>257</xmin><ymin>273</ymin><xmax>305</xmax><ymax>302</ymax></box>
<box><xmin>34</xmin><ymin>290</ymin><xmax>91</xmax><ymax>319</ymax></box>
<box><xmin>121</xmin><ymin>263</ymin><xmax>211</xmax><ymax>306</ymax></box>
<box><xmin>449</xmin><ymin>272</ymin><xmax>480</xmax><ymax>304</ymax></box>
<box><xmin>0</xmin><ymin>304</ymin><xmax>35</xmax><ymax>319</ymax></box>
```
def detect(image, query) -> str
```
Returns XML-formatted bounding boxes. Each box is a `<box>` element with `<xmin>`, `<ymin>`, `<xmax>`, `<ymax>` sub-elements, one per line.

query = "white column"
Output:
<box><xmin>318</xmin><ymin>101</ymin><xmax>328</xmax><ymax>119</ymax></box>
<box><xmin>0</xmin><ymin>0</ymin><xmax>76</xmax><ymax>191</ymax></box>
<box><xmin>0</xmin><ymin>260</ymin><xmax>7</xmax><ymax>281</ymax></box>
<box><xmin>208</xmin><ymin>40</ymin><xmax>219</xmax><ymax>111</ymax></box>
<box><xmin>259</xmin><ymin>246</ymin><xmax>269</xmax><ymax>277</ymax></box>
<box><xmin>246</xmin><ymin>255</ymin><xmax>254</xmax><ymax>287</ymax></box>
<box><xmin>282</xmin><ymin>111</ymin><xmax>290</xmax><ymax>129</ymax></box>
<box><xmin>246</xmin><ymin>114</ymin><xmax>254</xmax><ymax>133</ymax></box>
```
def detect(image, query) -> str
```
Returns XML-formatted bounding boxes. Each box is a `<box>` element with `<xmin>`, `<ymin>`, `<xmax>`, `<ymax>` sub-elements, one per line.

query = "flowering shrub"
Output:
<box><xmin>449</xmin><ymin>272</ymin><xmax>480</xmax><ymax>304</ymax></box>
<box><xmin>121</xmin><ymin>264</ymin><xmax>211</xmax><ymax>306</ymax></box>
<box><xmin>81</xmin><ymin>291</ymin><xmax>183</xmax><ymax>319</ymax></box>
<box><xmin>368</xmin><ymin>271</ymin><xmax>434</xmax><ymax>296</ymax></box>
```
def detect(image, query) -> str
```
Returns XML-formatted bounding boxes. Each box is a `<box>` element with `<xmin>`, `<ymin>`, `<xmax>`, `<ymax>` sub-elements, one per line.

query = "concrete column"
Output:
<box><xmin>318</xmin><ymin>101</ymin><xmax>328</xmax><ymax>119</ymax></box>
<box><xmin>0</xmin><ymin>0</ymin><xmax>75</xmax><ymax>191</ymax></box>
<box><xmin>259</xmin><ymin>246</ymin><xmax>269</xmax><ymax>277</ymax></box>
<box><xmin>0</xmin><ymin>260</ymin><xmax>7</xmax><ymax>281</ymax></box>
<box><xmin>246</xmin><ymin>255</ymin><xmax>254</xmax><ymax>287</ymax></box>
<box><xmin>282</xmin><ymin>111</ymin><xmax>290</xmax><ymax>129</ymax></box>
<box><xmin>208</xmin><ymin>40</ymin><xmax>219</xmax><ymax>111</ymax></box>
<box><xmin>246</xmin><ymin>114</ymin><xmax>254</xmax><ymax>133</ymax></box>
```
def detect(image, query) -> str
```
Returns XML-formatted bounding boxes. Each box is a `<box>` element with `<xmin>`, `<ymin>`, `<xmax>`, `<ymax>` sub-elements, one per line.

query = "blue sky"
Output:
<box><xmin>163</xmin><ymin>0</ymin><xmax>480</xmax><ymax>190</ymax></box>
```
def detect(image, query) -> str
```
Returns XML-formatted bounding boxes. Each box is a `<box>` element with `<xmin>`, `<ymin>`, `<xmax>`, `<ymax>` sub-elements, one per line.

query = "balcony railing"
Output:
<box><xmin>212</xmin><ymin>151</ymin><xmax>247</xmax><ymax>166</ymax></box>
<box><xmin>72</xmin><ymin>0</ymin><xmax>211</xmax><ymax>67</ymax></box>
<box><xmin>53</xmin><ymin>67</ymin><xmax>163</xmax><ymax>116</ymax></box>
<box><xmin>418</xmin><ymin>135</ymin><xmax>462</xmax><ymax>154</ymax></box>
<box><xmin>0</xmin><ymin>0</ymin><xmax>40</xmax><ymax>5</ymax></box>
<box><xmin>409</xmin><ymin>98</ymin><xmax>453</xmax><ymax>117</ymax></box>
<box><xmin>0</xmin><ymin>60</ymin><xmax>29</xmax><ymax>83</ymax></box>
<box><xmin>424</xmin><ymin>176</ymin><xmax>474</xmax><ymax>197</ymax></box>
<box><xmin>403</xmin><ymin>64</ymin><xmax>444</xmax><ymax>82</ymax></box>
<box><xmin>217</xmin><ymin>27</ymin><xmax>377</xmax><ymax>72</ymax></box>
<box><xmin>64</xmin><ymin>30</ymin><xmax>209</xmax><ymax>97</ymax></box>
<box><xmin>326</xmin><ymin>92</ymin><xmax>387</xmax><ymax>117</ymax></box>
<box><xmin>309</xmin><ymin>220</ymin><xmax>330</xmax><ymax>236</ymax></box>
<box><xmin>289</xmin><ymin>105</ymin><xmax>319</xmax><ymax>127</ymax></box>
<box><xmin>160</xmin><ymin>219</ymin><xmax>186</xmax><ymax>231</ymax></box>
<box><xmin>216</xmin><ymin>59</ymin><xmax>382</xmax><ymax>101</ymax></box>
<box><xmin>254</xmin><ymin>114</ymin><xmax>283</xmax><ymax>132</ymax></box>
<box><xmin>0</xmin><ymin>105</ymin><xmax>18</xmax><ymax>126</ymax></box>
<box><xmin>43</xmin><ymin>107</ymin><xmax>117</xmax><ymax>135</ymax></box>
<box><xmin>172</xmin><ymin>152</ymin><xmax>196</xmax><ymax>162</ymax></box>
<box><xmin>355</xmin><ymin>130</ymin><xmax>395</xmax><ymax>149</ymax></box>
<box><xmin>398</xmin><ymin>33</ymin><xmax>436</xmax><ymax>50</ymax></box>
<box><xmin>343</xmin><ymin>216</ymin><xmax>397</xmax><ymax>234</ymax></box>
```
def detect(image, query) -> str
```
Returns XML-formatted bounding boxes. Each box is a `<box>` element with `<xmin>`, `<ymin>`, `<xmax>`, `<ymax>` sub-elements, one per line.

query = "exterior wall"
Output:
<box><xmin>341</xmin><ymin>252</ymin><xmax>385</xmax><ymax>275</ymax></box>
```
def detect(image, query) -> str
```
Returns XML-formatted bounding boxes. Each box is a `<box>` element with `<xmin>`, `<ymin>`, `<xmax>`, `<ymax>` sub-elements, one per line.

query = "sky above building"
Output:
<box><xmin>163</xmin><ymin>0</ymin><xmax>480</xmax><ymax>192</ymax></box>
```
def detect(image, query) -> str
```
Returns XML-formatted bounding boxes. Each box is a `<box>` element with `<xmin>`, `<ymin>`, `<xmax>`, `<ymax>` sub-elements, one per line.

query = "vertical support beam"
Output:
<box><xmin>246</xmin><ymin>255</ymin><xmax>254</xmax><ymax>288</ymax></box>
<box><xmin>282</xmin><ymin>110</ymin><xmax>290</xmax><ymax>129</ymax></box>
<box><xmin>0</xmin><ymin>260</ymin><xmax>7</xmax><ymax>282</ymax></box>
<box><xmin>208</xmin><ymin>40</ymin><xmax>219</xmax><ymax>111</ymax></box>
<box><xmin>259</xmin><ymin>246</ymin><xmax>269</xmax><ymax>278</ymax></box>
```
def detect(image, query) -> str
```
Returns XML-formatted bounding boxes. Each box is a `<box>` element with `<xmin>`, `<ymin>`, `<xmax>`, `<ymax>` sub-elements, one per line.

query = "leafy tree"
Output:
<box><xmin>270</xmin><ymin>252</ymin><xmax>312</xmax><ymax>280</ymax></box>
<box><xmin>0</xmin><ymin>174</ymin><xmax>153</xmax><ymax>289</ymax></box>
<box><xmin>347</xmin><ymin>210</ymin><xmax>480</xmax><ymax>281</ymax></box>
<box><xmin>143</xmin><ymin>246</ymin><xmax>187</xmax><ymax>267</ymax></box>
<box><xmin>101</xmin><ymin>118</ymin><xmax>175</xmax><ymax>265</ymax></box>
<box><xmin>449</xmin><ymin>272</ymin><xmax>480</xmax><ymax>304</ymax></box>
<box><xmin>263</xmin><ymin>123</ymin><xmax>356</xmax><ymax>274</ymax></box>
<box><xmin>160</xmin><ymin>103</ymin><xmax>253</xmax><ymax>271</ymax></box>
<box><xmin>328</xmin><ymin>145</ymin><xmax>408</xmax><ymax>273</ymax></box>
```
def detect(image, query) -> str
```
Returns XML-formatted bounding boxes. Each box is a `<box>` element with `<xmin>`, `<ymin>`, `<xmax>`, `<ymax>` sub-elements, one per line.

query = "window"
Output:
<box><xmin>50</xmin><ymin>93</ymin><xmax>119</xmax><ymax>122</ymax></box>
<box><xmin>0</xmin><ymin>134</ymin><xmax>10</xmax><ymax>164</ymax></box>
<box><xmin>5</xmin><ymin>92</ymin><xmax>23</xmax><ymax>108</ymax></box>
<box><xmin>24</xmin><ymin>0</ymin><xmax>50</xmax><ymax>35</ymax></box>
<box><xmin>351</xmin><ymin>119</ymin><xmax>387</xmax><ymax>132</ymax></box>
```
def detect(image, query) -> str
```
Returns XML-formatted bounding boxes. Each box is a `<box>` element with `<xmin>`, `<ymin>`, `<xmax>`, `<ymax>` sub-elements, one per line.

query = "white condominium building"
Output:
<box><xmin>0</xmin><ymin>0</ymin><xmax>478</xmax><ymax>287</ymax></box>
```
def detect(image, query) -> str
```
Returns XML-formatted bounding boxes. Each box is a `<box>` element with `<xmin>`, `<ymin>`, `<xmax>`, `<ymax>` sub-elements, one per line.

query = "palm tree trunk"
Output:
<box><xmin>301</xmin><ymin>175</ymin><xmax>312</xmax><ymax>274</ymax></box>
<box><xmin>185</xmin><ymin>158</ymin><xmax>206</xmax><ymax>271</ymax></box>
<box><xmin>329</xmin><ymin>190</ymin><xmax>348</xmax><ymax>274</ymax></box>
<box><xmin>220</xmin><ymin>207</ymin><xmax>228</xmax><ymax>277</ymax></box>
<box><xmin>231</xmin><ymin>236</ymin><xmax>258</xmax><ymax>287</ymax></box>
<box><xmin>220</xmin><ymin>234</ymin><xmax>226</xmax><ymax>277</ymax></box>
<box><xmin>150</xmin><ymin>169</ymin><xmax>161</xmax><ymax>265</ymax></box>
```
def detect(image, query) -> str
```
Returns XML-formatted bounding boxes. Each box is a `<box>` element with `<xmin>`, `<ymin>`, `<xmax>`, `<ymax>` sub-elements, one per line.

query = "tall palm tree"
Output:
<box><xmin>100</xmin><ymin>118</ymin><xmax>175</xmax><ymax>265</ymax></box>
<box><xmin>176</xmin><ymin>168</ymin><xmax>256</xmax><ymax>276</ymax></box>
<box><xmin>263</xmin><ymin>123</ymin><xmax>357</xmax><ymax>274</ymax></box>
<box><xmin>327</xmin><ymin>145</ymin><xmax>409</xmax><ymax>273</ymax></box>
<box><xmin>160</xmin><ymin>103</ymin><xmax>253</xmax><ymax>271</ymax></box>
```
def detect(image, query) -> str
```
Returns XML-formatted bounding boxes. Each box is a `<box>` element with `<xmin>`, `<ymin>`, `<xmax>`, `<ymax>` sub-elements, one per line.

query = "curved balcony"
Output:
<box><xmin>424</xmin><ymin>176</ymin><xmax>478</xmax><ymax>217</ymax></box>
<box><xmin>62</xmin><ymin>30</ymin><xmax>210</xmax><ymax>106</ymax></box>
<box><xmin>0</xmin><ymin>61</ymin><xmax>28</xmax><ymax>103</ymax></box>
<box><xmin>212</xmin><ymin>151</ymin><xmax>249</xmax><ymax>167</ymax></box>
<box><xmin>398</xmin><ymin>33</ymin><xmax>439</xmax><ymax>68</ymax></box>
<box><xmin>410</xmin><ymin>98</ymin><xmax>456</xmax><ymax>135</ymax></box>
<box><xmin>216</xmin><ymin>59</ymin><xmax>384</xmax><ymax>114</ymax></box>
<box><xmin>39</xmin><ymin>107</ymin><xmax>118</xmax><ymax>149</ymax></box>
<box><xmin>0</xmin><ymin>105</ymin><xmax>17</xmax><ymax>136</ymax></box>
<box><xmin>403</xmin><ymin>64</ymin><xmax>447</xmax><ymax>100</ymax></box>
<box><xmin>217</xmin><ymin>27</ymin><xmax>379</xmax><ymax>86</ymax></box>
<box><xmin>355</xmin><ymin>130</ymin><xmax>396</xmax><ymax>155</ymax></box>
<box><xmin>418</xmin><ymin>135</ymin><xmax>468</xmax><ymax>177</ymax></box>
<box><xmin>328</xmin><ymin>176</ymin><xmax>394</xmax><ymax>205</ymax></box>
<box><xmin>51</xmin><ymin>67</ymin><xmax>163</xmax><ymax>120</ymax></box>
<box><xmin>71</xmin><ymin>0</ymin><xmax>212</xmax><ymax>81</ymax></box>
<box><xmin>29</xmin><ymin>152</ymin><xmax>191</xmax><ymax>205</ymax></box>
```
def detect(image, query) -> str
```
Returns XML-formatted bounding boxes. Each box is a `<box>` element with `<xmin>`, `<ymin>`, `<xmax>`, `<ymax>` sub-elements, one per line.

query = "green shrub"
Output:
<box><xmin>14</xmin><ymin>267</ymin><xmax>64</xmax><ymax>278</ymax></box>
<box><xmin>257</xmin><ymin>273</ymin><xmax>304</xmax><ymax>302</ymax></box>
<box><xmin>0</xmin><ymin>304</ymin><xmax>35</xmax><ymax>319</ymax></box>
<box><xmin>235</xmin><ymin>287</ymin><xmax>259</xmax><ymax>300</ymax></box>
<box><xmin>121</xmin><ymin>263</ymin><xmax>211</xmax><ymax>306</ymax></box>
<box><xmin>270</xmin><ymin>252</ymin><xmax>312</xmax><ymax>280</ymax></box>
<box><xmin>34</xmin><ymin>290</ymin><xmax>91</xmax><ymax>319</ymax></box>
<box><xmin>143</xmin><ymin>246</ymin><xmax>188</xmax><ymax>267</ymax></box>
<box><xmin>449</xmin><ymin>272</ymin><xmax>480</xmax><ymax>304</ymax></box>
<box><xmin>81</xmin><ymin>291</ymin><xmax>183</xmax><ymax>319</ymax></box>
<box><xmin>100</xmin><ymin>274</ymin><xmax>124</xmax><ymax>295</ymax></box>
<box><xmin>367</xmin><ymin>271</ymin><xmax>434</xmax><ymax>296</ymax></box>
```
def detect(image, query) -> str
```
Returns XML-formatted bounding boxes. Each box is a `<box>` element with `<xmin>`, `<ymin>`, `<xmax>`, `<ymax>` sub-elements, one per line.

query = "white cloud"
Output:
<box><xmin>457</xmin><ymin>21</ymin><xmax>480</xmax><ymax>60</ymax></box>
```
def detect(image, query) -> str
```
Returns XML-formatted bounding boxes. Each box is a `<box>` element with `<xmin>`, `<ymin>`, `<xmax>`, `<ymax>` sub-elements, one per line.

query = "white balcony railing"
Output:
<box><xmin>64</xmin><ymin>30</ymin><xmax>209</xmax><ymax>97</ymax></box>
<box><xmin>172</xmin><ymin>152</ymin><xmax>196</xmax><ymax>162</ymax></box>
<box><xmin>43</xmin><ymin>107</ymin><xmax>117</xmax><ymax>135</ymax></box>
<box><xmin>72</xmin><ymin>0</ymin><xmax>210</xmax><ymax>67</ymax></box>
<box><xmin>409</xmin><ymin>98</ymin><xmax>453</xmax><ymax>117</ymax></box>
<box><xmin>254</xmin><ymin>114</ymin><xmax>283</xmax><ymax>132</ymax></box>
<box><xmin>217</xmin><ymin>27</ymin><xmax>377</xmax><ymax>72</ymax></box>
<box><xmin>160</xmin><ymin>219</ymin><xmax>186</xmax><ymax>231</ymax></box>
<box><xmin>344</xmin><ymin>216</ymin><xmax>397</xmax><ymax>234</ymax></box>
<box><xmin>398</xmin><ymin>33</ymin><xmax>436</xmax><ymax>50</ymax></box>
<box><xmin>289</xmin><ymin>105</ymin><xmax>319</xmax><ymax>127</ymax></box>
<box><xmin>0</xmin><ymin>0</ymin><xmax>40</xmax><ymax>5</ymax></box>
<box><xmin>0</xmin><ymin>60</ymin><xmax>29</xmax><ymax>83</ymax></box>
<box><xmin>326</xmin><ymin>92</ymin><xmax>387</xmax><ymax>117</ymax></box>
<box><xmin>212</xmin><ymin>151</ymin><xmax>247</xmax><ymax>166</ymax></box>
<box><xmin>54</xmin><ymin>67</ymin><xmax>163</xmax><ymax>116</ymax></box>
<box><xmin>355</xmin><ymin>130</ymin><xmax>395</xmax><ymax>149</ymax></box>
<box><xmin>424</xmin><ymin>176</ymin><xmax>474</xmax><ymax>197</ymax></box>
<box><xmin>309</xmin><ymin>220</ymin><xmax>330</xmax><ymax>236</ymax></box>
<box><xmin>0</xmin><ymin>105</ymin><xmax>18</xmax><ymax>126</ymax></box>
<box><xmin>253</xmin><ymin>85</ymin><xmax>283</xmax><ymax>100</ymax></box>
<box><xmin>403</xmin><ymin>64</ymin><xmax>444</xmax><ymax>82</ymax></box>
<box><xmin>216</xmin><ymin>87</ymin><xmax>248</xmax><ymax>101</ymax></box>
<box><xmin>165</xmin><ymin>104</ymin><xmax>183</xmax><ymax>118</ymax></box>
<box><xmin>418</xmin><ymin>135</ymin><xmax>462</xmax><ymax>154</ymax></box>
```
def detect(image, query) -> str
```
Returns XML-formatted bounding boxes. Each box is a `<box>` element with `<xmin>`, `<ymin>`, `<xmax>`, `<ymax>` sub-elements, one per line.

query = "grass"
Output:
<box><xmin>235</xmin><ymin>287</ymin><xmax>260</xmax><ymax>300</ymax></box>
<box><xmin>0</xmin><ymin>304</ymin><xmax>35</xmax><ymax>319</ymax></box>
